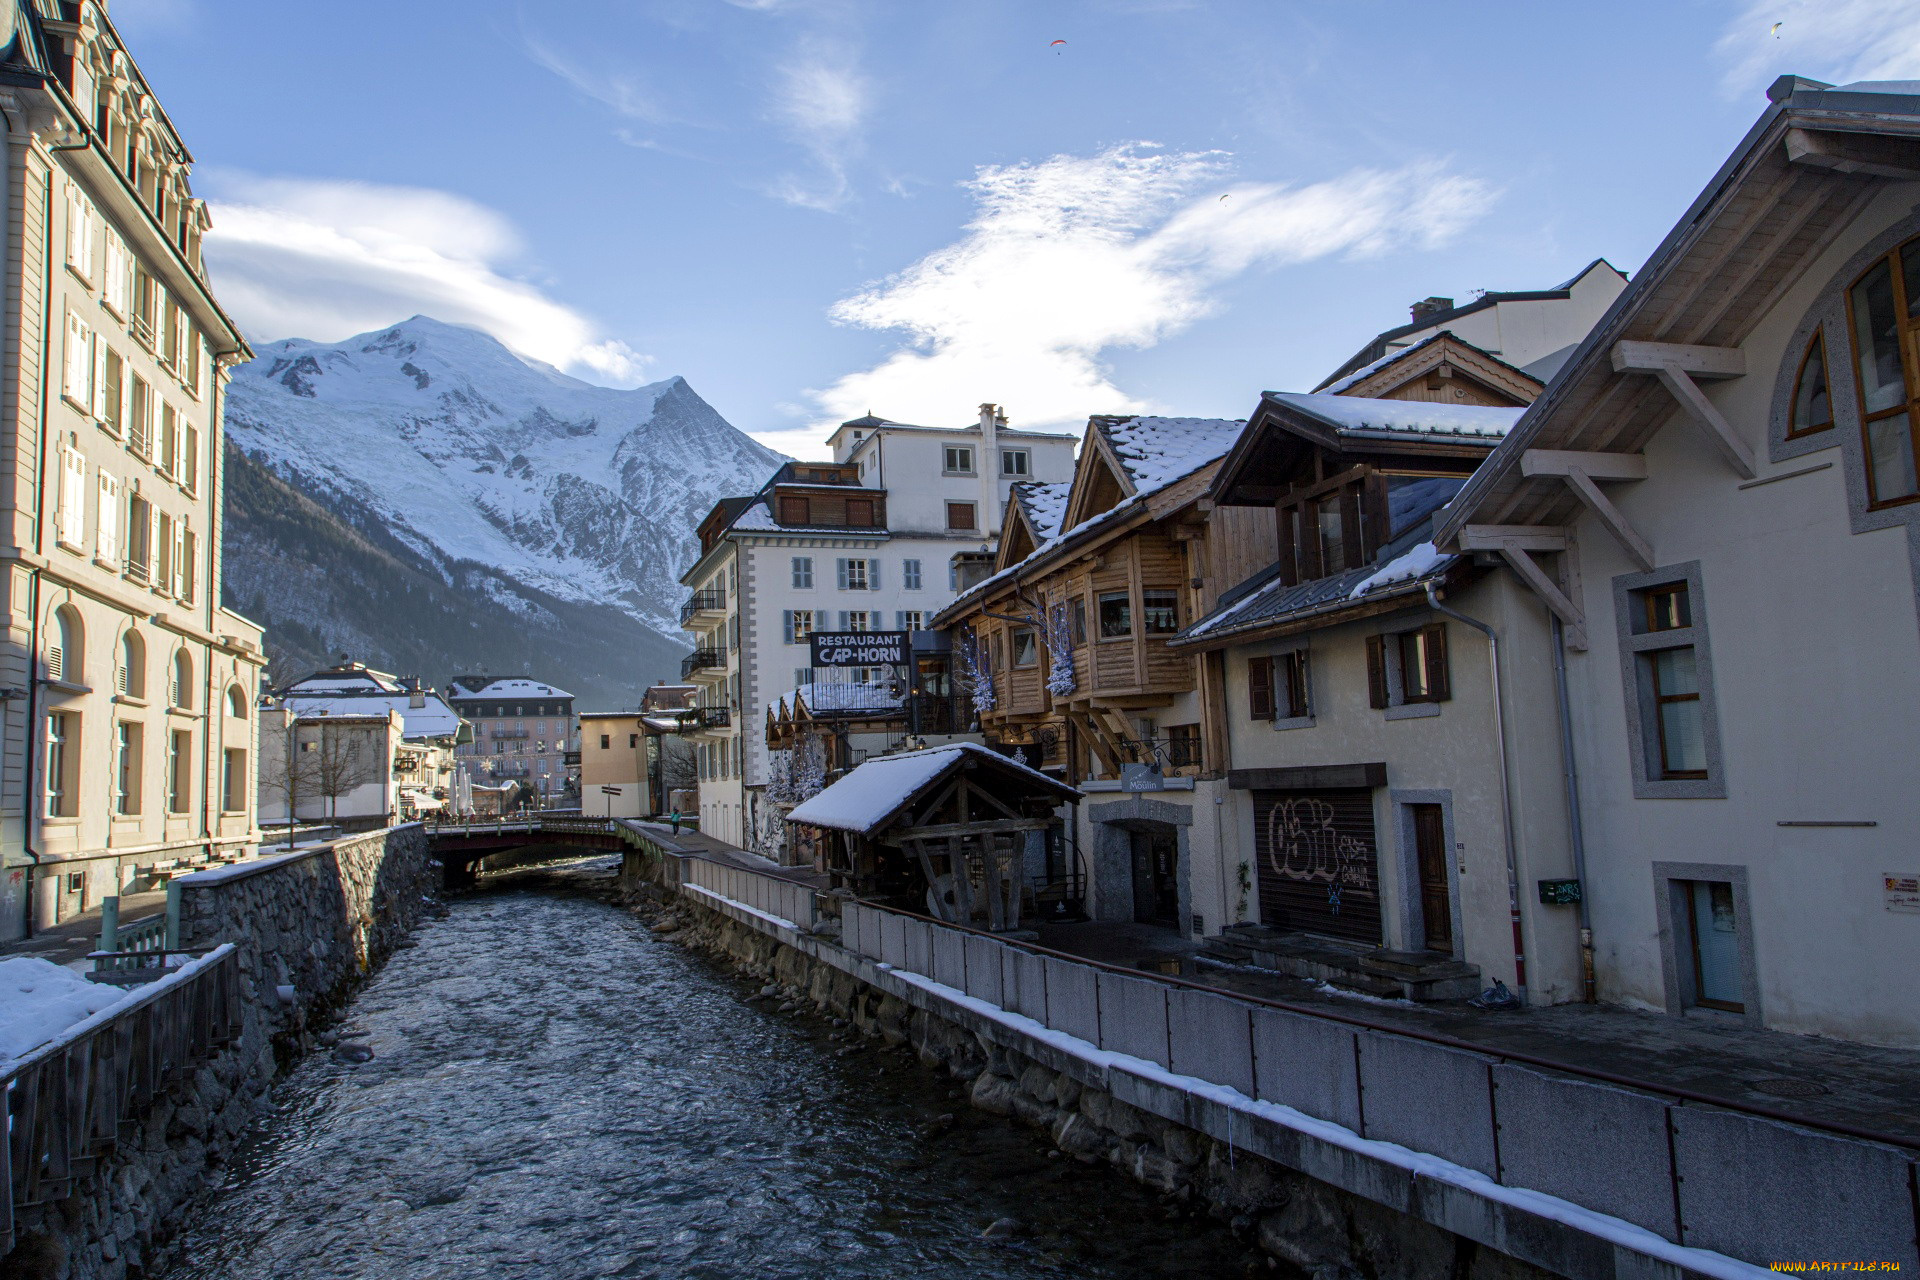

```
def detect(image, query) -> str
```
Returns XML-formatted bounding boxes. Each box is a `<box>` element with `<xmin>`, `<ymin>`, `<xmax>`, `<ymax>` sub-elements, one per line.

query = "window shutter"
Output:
<box><xmin>1366</xmin><ymin>635</ymin><xmax>1390</xmax><ymax>709</ymax></box>
<box><xmin>184</xmin><ymin>424</ymin><xmax>199</xmax><ymax>493</ymax></box>
<box><xmin>783</xmin><ymin>610</ymin><xmax>794</xmax><ymax>643</ymax></box>
<box><xmin>98</xmin><ymin>473</ymin><xmax>119</xmax><ymax>562</ymax></box>
<box><xmin>867</xmin><ymin>560</ymin><xmax>879</xmax><ymax>590</ymax></box>
<box><xmin>895</xmin><ymin>611</ymin><xmax>907</xmax><ymax>630</ymax></box>
<box><xmin>1423</xmin><ymin>623</ymin><xmax>1450</xmax><ymax>702</ymax></box>
<box><xmin>65</xmin><ymin>312</ymin><xmax>88</xmax><ymax>401</ymax></box>
<box><xmin>1248</xmin><ymin>656</ymin><xmax>1275</xmax><ymax>721</ymax></box>
<box><xmin>1292</xmin><ymin>650</ymin><xmax>1312</xmax><ymax>719</ymax></box>
<box><xmin>182</xmin><ymin>528</ymin><xmax>197</xmax><ymax>602</ymax></box>
<box><xmin>836</xmin><ymin>558</ymin><xmax>849</xmax><ymax>590</ymax></box>
<box><xmin>838</xmin><ymin>611</ymin><xmax>849</xmax><ymax>631</ymax></box>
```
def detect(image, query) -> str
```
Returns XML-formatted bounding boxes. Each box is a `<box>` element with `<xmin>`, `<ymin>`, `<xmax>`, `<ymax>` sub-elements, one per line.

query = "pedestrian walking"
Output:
<box><xmin>669</xmin><ymin>809</ymin><xmax>682</xmax><ymax>836</ymax></box>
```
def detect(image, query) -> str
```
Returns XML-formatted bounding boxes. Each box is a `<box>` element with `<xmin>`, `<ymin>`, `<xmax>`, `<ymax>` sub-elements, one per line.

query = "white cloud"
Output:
<box><xmin>524</xmin><ymin>36</ymin><xmax>675</xmax><ymax>125</ymax></box>
<box><xmin>202</xmin><ymin>175</ymin><xmax>646</xmax><ymax>385</ymax></box>
<box><xmin>768</xmin><ymin>42</ymin><xmax>870</xmax><ymax>211</ymax></box>
<box><xmin>1717</xmin><ymin>0</ymin><xmax>1920</xmax><ymax>95</ymax></box>
<box><xmin>807</xmin><ymin>144</ymin><xmax>1495</xmax><ymax>433</ymax></box>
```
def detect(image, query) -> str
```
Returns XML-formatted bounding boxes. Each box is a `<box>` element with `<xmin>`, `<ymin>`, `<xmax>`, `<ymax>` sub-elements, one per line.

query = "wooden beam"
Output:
<box><xmin>1653</xmin><ymin>366</ymin><xmax>1758</xmax><ymax>479</ymax></box>
<box><xmin>1498</xmin><ymin>547</ymin><xmax>1587</xmax><ymax>650</ymax></box>
<box><xmin>884</xmin><ymin>817</ymin><xmax>1053</xmax><ymax>842</ymax></box>
<box><xmin>1785</xmin><ymin>127</ymin><xmax>1920</xmax><ymax>182</ymax></box>
<box><xmin>1610</xmin><ymin>340</ymin><xmax>1746</xmax><ymax>380</ymax></box>
<box><xmin>1562</xmin><ymin>469</ymin><xmax>1655</xmax><ymax>572</ymax></box>
<box><xmin>1456</xmin><ymin>524</ymin><xmax>1569</xmax><ymax>552</ymax></box>
<box><xmin>1520</xmin><ymin>449</ymin><xmax>1649</xmax><ymax>481</ymax></box>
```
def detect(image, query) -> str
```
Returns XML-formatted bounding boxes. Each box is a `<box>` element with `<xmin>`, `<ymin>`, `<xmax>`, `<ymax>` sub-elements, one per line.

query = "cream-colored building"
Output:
<box><xmin>0</xmin><ymin>2</ymin><xmax>265</xmax><ymax>938</ymax></box>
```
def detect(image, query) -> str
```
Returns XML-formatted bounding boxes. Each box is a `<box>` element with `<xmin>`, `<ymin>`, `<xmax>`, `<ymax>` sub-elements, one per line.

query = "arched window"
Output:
<box><xmin>49</xmin><ymin>606</ymin><xmax>81</xmax><ymax>684</ymax></box>
<box><xmin>1787</xmin><ymin>332</ymin><xmax>1833</xmax><ymax>438</ymax></box>
<box><xmin>227</xmin><ymin>684</ymin><xmax>248</xmax><ymax>719</ymax></box>
<box><xmin>171</xmin><ymin>649</ymin><xmax>192</xmax><ymax>709</ymax></box>
<box><xmin>1848</xmin><ymin>237</ymin><xmax>1920</xmax><ymax>506</ymax></box>
<box><xmin>119</xmin><ymin>630</ymin><xmax>145</xmax><ymax>698</ymax></box>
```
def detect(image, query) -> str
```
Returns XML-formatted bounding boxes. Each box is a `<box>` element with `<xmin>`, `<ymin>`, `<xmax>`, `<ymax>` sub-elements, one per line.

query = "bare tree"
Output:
<box><xmin>308</xmin><ymin>723</ymin><xmax>385</xmax><ymax>823</ymax></box>
<box><xmin>260</xmin><ymin>711</ymin><xmax>320</xmax><ymax>846</ymax></box>
<box><xmin>659</xmin><ymin>737</ymin><xmax>697</xmax><ymax>792</ymax></box>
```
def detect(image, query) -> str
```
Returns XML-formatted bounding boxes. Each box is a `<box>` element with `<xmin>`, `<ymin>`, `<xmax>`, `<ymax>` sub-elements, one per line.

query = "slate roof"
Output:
<box><xmin>1010</xmin><ymin>481</ymin><xmax>1072</xmax><ymax>542</ymax></box>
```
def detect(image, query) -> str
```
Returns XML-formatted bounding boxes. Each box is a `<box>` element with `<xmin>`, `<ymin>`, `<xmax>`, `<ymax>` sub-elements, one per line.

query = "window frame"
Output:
<box><xmin>1000</xmin><ymin>448</ymin><xmax>1031</xmax><ymax>477</ymax></box>
<box><xmin>1140</xmin><ymin>588</ymin><xmax>1180</xmax><ymax>635</ymax></box>
<box><xmin>791</xmin><ymin>556</ymin><xmax>814</xmax><ymax>589</ymax></box>
<box><xmin>1614</xmin><ymin>562</ymin><xmax>1725</xmax><ymax>799</ymax></box>
<box><xmin>942</xmin><ymin>444</ymin><xmax>975</xmax><ymax>475</ymax></box>
<box><xmin>1095</xmin><ymin>590</ymin><xmax>1132</xmax><ymax>641</ymax></box>
<box><xmin>1784</xmin><ymin>331</ymin><xmax>1834</xmax><ymax>440</ymax></box>
<box><xmin>945</xmin><ymin>500</ymin><xmax>978</xmax><ymax>531</ymax></box>
<box><xmin>1845</xmin><ymin>239</ymin><xmax>1920</xmax><ymax>508</ymax></box>
<box><xmin>902</xmin><ymin>558</ymin><xmax>922</xmax><ymax>591</ymax></box>
<box><xmin>1010</xmin><ymin>627</ymin><xmax>1039</xmax><ymax>668</ymax></box>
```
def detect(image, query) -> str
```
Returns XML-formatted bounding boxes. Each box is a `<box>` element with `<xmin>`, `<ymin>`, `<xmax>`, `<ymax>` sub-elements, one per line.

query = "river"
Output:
<box><xmin>152</xmin><ymin>869</ymin><xmax>1265</xmax><ymax>1280</ymax></box>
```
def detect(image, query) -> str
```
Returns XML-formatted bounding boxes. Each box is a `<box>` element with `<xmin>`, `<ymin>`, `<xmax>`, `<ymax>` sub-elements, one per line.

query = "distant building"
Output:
<box><xmin>579</xmin><ymin>685</ymin><xmax>697</xmax><ymax>818</ymax></box>
<box><xmin>445</xmin><ymin>676</ymin><xmax>578</xmax><ymax>802</ymax></box>
<box><xmin>265</xmin><ymin>662</ymin><xmax>468</xmax><ymax>822</ymax></box>
<box><xmin>0</xmin><ymin>3</ymin><xmax>269</xmax><ymax>938</ymax></box>
<box><xmin>679</xmin><ymin>406</ymin><xmax>1077</xmax><ymax>853</ymax></box>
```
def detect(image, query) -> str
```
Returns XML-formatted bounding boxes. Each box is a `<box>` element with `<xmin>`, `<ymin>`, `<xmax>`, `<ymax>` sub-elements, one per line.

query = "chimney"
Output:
<box><xmin>978</xmin><ymin>403</ymin><xmax>1001</xmax><ymax>536</ymax></box>
<box><xmin>1410</xmin><ymin>296</ymin><xmax>1454</xmax><ymax>325</ymax></box>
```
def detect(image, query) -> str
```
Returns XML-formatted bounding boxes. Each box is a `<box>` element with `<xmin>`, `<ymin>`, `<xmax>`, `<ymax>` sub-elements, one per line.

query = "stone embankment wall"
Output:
<box><xmin>3</xmin><ymin>825</ymin><xmax>434</xmax><ymax>1280</ymax></box>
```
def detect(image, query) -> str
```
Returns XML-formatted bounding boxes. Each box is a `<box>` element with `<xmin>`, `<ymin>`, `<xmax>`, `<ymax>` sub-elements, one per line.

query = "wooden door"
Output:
<box><xmin>1130</xmin><ymin>828</ymin><xmax>1179</xmax><ymax>926</ymax></box>
<box><xmin>1411</xmin><ymin>804</ymin><xmax>1452</xmax><ymax>954</ymax></box>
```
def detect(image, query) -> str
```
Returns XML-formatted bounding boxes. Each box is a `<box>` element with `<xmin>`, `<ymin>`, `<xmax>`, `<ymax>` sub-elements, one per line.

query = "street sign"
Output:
<box><xmin>810</xmin><ymin>630</ymin><xmax>909</xmax><ymax>667</ymax></box>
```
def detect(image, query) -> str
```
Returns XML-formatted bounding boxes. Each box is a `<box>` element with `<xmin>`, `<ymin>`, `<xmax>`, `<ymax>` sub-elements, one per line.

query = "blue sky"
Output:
<box><xmin>115</xmin><ymin>0</ymin><xmax>1919</xmax><ymax>454</ymax></box>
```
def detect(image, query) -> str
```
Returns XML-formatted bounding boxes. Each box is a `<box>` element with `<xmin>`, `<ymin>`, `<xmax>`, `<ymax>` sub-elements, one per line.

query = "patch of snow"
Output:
<box><xmin>1013</xmin><ymin>482</ymin><xmax>1072</xmax><ymax>541</ymax></box>
<box><xmin>1103</xmin><ymin>416</ymin><xmax>1246</xmax><ymax>494</ymax></box>
<box><xmin>1347</xmin><ymin>542</ymin><xmax>1452</xmax><ymax>599</ymax></box>
<box><xmin>1268</xmin><ymin>392</ymin><xmax>1522</xmax><ymax>440</ymax></box>
<box><xmin>279</xmin><ymin>691</ymin><xmax>464</xmax><ymax>740</ymax></box>
<box><xmin>0</xmin><ymin>948</ymin><xmax>231</xmax><ymax>1066</ymax></box>
<box><xmin>451</xmin><ymin>677</ymin><xmax>573</xmax><ymax>699</ymax></box>
<box><xmin>784</xmin><ymin>679</ymin><xmax>904</xmax><ymax>714</ymax></box>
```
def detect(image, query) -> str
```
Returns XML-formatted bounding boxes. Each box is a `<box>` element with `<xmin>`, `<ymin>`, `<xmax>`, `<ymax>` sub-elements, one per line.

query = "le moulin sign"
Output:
<box><xmin>811</xmin><ymin>631</ymin><xmax>909</xmax><ymax>668</ymax></box>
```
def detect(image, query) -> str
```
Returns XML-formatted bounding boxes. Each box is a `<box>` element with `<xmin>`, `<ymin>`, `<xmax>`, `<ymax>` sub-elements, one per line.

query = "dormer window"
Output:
<box><xmin>1848</xmin><ymin>238</ymin><xmax>1920</xmax><ymax>506</ymax></box>
<box><xmin>1787</xmin><ymin>332</ymin><xmax>1833</xmax><ymax>438</ymax></box>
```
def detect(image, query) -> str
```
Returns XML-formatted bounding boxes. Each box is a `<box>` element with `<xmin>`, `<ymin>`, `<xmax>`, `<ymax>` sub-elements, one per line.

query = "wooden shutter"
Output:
<box><xmin>1366</xmin><ymin>635</ymin><xmax>1389</xmax><ymax>709</ymax></box>
<box><xmin>1285</xmin><ymin>651</ymin><xmax>1312</xmax><ymax>719</ymax></box>
<box><xmin>1248</xmin><ymin>656</ymin><xmax>1275</xmax><ymax>721</ymax></box>
<box><xmin>866</xmin><ymin>559</ymin><xmax>879</xmax><ymax>590</ymax></box>
<box><xmin>779</xmin><ymin>495</ymin><xmax>809</xmax><ymax>525</ymax></box>
<box><xmin>98</xmin><ymin>473</ymin><xmax>120</xmax><ymax>562</ymax></box>
<box><xmin>782</xmin><ymin>611</ymin><xmax>794</xmax><ymax>643</ymax></box>
<box><xmin>1422</xmin><ymin>623</ymin><xmax>1450</xmax><ymax>702</ymax></box>
<box><xmin>836</xmin><ymin>558</ymin><xmax>849</xmax><ymax>590</ymax></box>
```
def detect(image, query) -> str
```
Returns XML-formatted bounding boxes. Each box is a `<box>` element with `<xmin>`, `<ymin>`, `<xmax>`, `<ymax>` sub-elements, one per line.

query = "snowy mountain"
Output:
<box><xmin>221</xmin><ymin>316</ymin><xmax>786</xmax><ymax>702</ymax></box>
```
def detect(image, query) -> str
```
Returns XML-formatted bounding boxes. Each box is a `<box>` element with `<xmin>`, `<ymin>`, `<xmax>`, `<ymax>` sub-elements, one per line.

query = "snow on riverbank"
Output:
<box><xmin>0</xmin><ymin>957</ymin><xmax>132</xmax><ymax>1062</ymax></box>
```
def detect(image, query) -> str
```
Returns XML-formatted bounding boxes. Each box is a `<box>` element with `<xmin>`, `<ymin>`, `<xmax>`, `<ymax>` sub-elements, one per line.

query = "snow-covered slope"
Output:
<box><xmin>226</xmin><ymin>317</ymin><xmax>787</xmax><ymax>643</ymax></box>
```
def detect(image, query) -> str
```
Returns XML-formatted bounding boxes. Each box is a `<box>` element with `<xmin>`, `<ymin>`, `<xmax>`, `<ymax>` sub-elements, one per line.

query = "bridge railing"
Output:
<box><xmin>0</xmin><ymin>945</ymin><xmax>242</xmax><ymax>1253</ymax></box>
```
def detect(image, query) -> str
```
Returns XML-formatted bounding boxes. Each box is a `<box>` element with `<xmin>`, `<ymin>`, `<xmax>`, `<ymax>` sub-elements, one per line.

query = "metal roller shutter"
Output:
<box><xmin>1252</xmin><ymin>787</ymin><xmax>1383</xmax><ymax>945</ymax></box>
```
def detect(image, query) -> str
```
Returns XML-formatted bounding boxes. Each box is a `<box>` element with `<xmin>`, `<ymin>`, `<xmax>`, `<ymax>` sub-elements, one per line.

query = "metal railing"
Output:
<box><xmin>680</xmin><ymin>855</ymin><xmax>818</xmax><ymax>931</ymax></box>
<box><xmin>680</xmin><ymin>590</ymin><xmax>726</xmax><ymax>625</ymax></box>
<box><xmin>833</xmin><ymin>897</ymin><xmax>1920</xmax><ymax>1267</ymax></box>
<box><xmin>0</xmin><ymin>945</ymin><xmax>241</xmax><ymax>1253</ymax></box>
<box><xmin>681</xmin><ymin>649</ymin><xmax>724</xmax><ymax>678</ymax></box>
<box><xmin>96</xmin><ymin>887</ymin><xmax>182</xmax><ymax>976</ymax></box>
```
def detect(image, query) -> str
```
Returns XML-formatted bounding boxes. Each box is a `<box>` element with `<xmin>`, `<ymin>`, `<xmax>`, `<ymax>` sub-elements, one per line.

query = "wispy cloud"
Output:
<box><xmin>203</xmin><ymin>175</ymin><xmax>646</xmax><ymax>385</ymax></box>
<box><xmin>1717</xmin><ymin>0</ymin><xmax>1920</xmax><ymax>95</ymax></box>
<box><xmin>807</xmin><ymin>144</ymin><xmax>1495</xmax><ymax>432</ymax></box>
<box><xmin>768</xmin><ymin>41</ymin><xmax>870</xmax><ymax>211</ymax></box>
<box><xmin>524</xmin><ymin>36</ymin><xmax>676</xmax><ymax>126</ymax></box>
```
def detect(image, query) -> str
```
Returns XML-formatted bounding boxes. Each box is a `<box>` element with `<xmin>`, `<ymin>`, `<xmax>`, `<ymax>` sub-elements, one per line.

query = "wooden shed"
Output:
<box><xmin>787</xmin><ymin>743</ymin><xmax>1080</xmax><ymax>931</ymax></box>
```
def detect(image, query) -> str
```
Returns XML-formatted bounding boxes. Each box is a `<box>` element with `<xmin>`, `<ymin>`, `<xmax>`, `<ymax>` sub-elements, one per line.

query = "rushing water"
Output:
<box><xmin>153</xmin><ymin>872</ymin><xmax>1263</xmax><ymax>1280</ymax></box>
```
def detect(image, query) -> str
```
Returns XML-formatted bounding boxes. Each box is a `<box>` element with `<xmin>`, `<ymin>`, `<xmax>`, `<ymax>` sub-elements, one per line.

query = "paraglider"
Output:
<box><xmin>1770</xmin><ymin>21</ymin><xmax>1782</xmax><ymax>36</ymax></box>
<box><xmin>1050</xmin><ymin>39</ymin><xmax>1067</xmax><ymax>54</ymax></box>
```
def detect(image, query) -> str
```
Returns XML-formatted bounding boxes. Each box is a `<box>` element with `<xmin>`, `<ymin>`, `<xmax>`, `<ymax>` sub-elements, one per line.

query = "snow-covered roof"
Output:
<box><xmin>450</xmin><ymin>678</ymin><xmax>573</xmax><ymax>700</ymax></box>
<box><xmin>1316</xmin><ymin>332</ymin><xmax>1451</xmax><ymax>395</ymax></box>
<box><xmin>1100</xmin><ymin>416</ymin><xmax>1247</xmax><ymax>494</ymax></box>
<box><xmin>281</xmin><ymin>690</ymin><xmax>465</xmax><ymax>740</ymax></box>
<box><xmin>284</xmin><ymin>672</ymin><xmax>404</xmax><ymax>694</ymax></box>
<box><xmin>1265</xmin><ymin>393</ymin><xmax>1523</xmax><ymax>441</ymax></box>
<box><xmin>786</xmin><ymin>742</ymin><xmax>1074</xmax><ymax>834</ymax></box>
<box><xmin>781</xmin><ymin>680</ymin><xmax>904</xmax><ymax>716</ymax></box>
<box><xmin>1011</xmin><ymin>482</ymin><xmax>1071</xmax><ymax>542</ymax></box>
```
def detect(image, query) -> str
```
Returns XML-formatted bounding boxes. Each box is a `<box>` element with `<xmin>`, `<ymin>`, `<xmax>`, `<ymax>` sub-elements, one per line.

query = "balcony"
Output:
<box><xmin>682</xmin><ymin>648</ymin><xmax>725</xmax><ymax>680</ymax></box>
<box><xmin>490</xmin><ymin>728</ymin><xmax>529</xmax><ymax>739</ymax></box>
<box><xmin>698</xmin><ymin>706</ymin><xmax>732</xmax><ymax>730</ymax></box>
<box><xmin>681</xmin><ymin>589</ymin><xmax>727</xmax><ymax>626</ymax></box>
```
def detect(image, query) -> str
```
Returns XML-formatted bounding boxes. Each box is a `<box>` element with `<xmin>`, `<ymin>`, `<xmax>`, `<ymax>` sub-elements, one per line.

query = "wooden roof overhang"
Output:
<box><xmin>1328</xmin><ymin>332</ymin><xmax>1543</xmax><ymax>405</ymax></box>
<box><xmin>1211</xmin><ymin>395</ymin><xmax>1499</xmax><ymax>507</ymax></box>
<box><xmin>871</xmin><ymin>756</ymin><xmax>1082</xmax><ymax>844</ymax></box>
<box><xmin>1435</xmin><ymin>81</ymin><xmax>1912</xmax><ymax>545</ymax></box>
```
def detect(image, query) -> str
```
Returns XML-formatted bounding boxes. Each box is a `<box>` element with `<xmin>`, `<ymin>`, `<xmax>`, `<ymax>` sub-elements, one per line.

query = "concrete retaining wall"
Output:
<box><xmin>658</xmin><ymin>861</ymin><xmax>1919</xmax><ymax>1277</ymax></box>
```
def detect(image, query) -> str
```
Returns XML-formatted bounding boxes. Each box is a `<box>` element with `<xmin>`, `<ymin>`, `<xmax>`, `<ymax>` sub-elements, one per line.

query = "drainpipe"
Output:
<box><xmin>1551</xmin><ymin>615</ymin><xmax>1597</xmax><ymax>1002</ymax></box>
<box><xmin>1424</xmin><ymin>583</ymin><xmax>1526</xmax><ymax>1000</ymax></box>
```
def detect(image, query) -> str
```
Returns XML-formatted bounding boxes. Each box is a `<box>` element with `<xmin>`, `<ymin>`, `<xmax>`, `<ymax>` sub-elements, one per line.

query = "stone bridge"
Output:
<box><xmin>426</xmin><ymin>816</ymin><xmax>637</xmax><ymax>887</ymax></box>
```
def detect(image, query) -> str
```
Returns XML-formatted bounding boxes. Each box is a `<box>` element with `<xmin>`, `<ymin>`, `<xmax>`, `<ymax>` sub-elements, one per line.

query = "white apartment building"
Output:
<box><xmin>0</xmin><ymin>3</ymin><xmax>267</xmax><ymax>938</ymax></box>
<box><xmin>264</xmin><ymin>663</ymin><xmax>467</xmax><ymax>824</ymax></box>
<box><xmin>679</xmin><ymin>406</ymin><xmax>1076</xmax><ymax>852</ymax></box>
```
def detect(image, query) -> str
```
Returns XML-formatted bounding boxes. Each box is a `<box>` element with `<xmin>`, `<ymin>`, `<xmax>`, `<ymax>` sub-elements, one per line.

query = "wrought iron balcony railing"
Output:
<box><xmin>680</xmin><ymin>589</ymin><xmax>727</xmax><ymax>626</ymax></box>
<box><xmin>681</xmin><ymin>648</ymin><xmax>725</xmax><ymax>679</ymax></box>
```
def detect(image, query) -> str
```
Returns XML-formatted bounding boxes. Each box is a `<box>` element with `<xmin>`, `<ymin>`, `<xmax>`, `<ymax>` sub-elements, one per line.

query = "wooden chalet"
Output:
<box><xmin>786</xmin><ymin>743</ymin><xmax>1081</xmax><ymax>929</ymax></box>
<box><xmin>931</xmin><ymin>415</ymin><xmax>1273</xmax><ymax>783</ymax></box>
